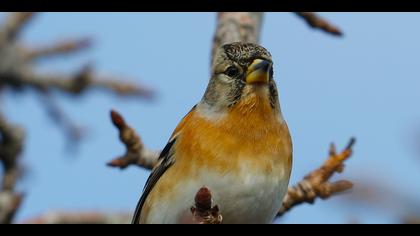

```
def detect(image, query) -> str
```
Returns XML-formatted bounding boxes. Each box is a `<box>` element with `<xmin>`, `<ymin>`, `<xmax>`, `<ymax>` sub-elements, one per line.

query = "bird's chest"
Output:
<box><xmin>197</xmin><ymin>158</ymin><xmax>290</xmax><ymax>224</ymax></box>
<box><xmin>166</xmin><ymin>102</ymin><xmax>292</xmax><ymax>223</ymax></box>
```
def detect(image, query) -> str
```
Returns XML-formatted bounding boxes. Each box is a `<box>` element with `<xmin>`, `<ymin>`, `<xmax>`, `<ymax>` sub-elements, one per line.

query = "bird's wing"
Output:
<box><xmin>131</xmin><ymin>105</ymin><xmax>197</xmax><ymax>224</ymax></box>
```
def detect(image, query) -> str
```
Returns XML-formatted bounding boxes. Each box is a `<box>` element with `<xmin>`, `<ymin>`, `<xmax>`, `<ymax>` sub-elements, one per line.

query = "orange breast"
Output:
<box><xmin>175</xmin><ymin>92</ymin><xmax>292</xmax><ymax>175</ymax></box>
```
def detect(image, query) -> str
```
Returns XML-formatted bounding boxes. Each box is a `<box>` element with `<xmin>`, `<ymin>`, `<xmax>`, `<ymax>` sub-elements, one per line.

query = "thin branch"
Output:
<box><xmin>21</xmin><ymin>211</ymin><xmax>132</xmax><ymax>224</ymax></box>
<box><xmin>92</xmin><ymin>78</ymin><xmax>154</xmax><ymax>98</ymax></box>
<box><xmin>295</xmin><ymin>12</ymin><xmax>343</xmax><ymax>37</ymax></box>
<box><xmin>2</xmin><ymin>66</ymin><xmax>154</xmax><ymax>98</ymax></box>
<box><xmin>0</xmin><ymin>12</ymin><xmax>35</xmax><ymax>43</ymax></box>
<box><xmin>23</xmin><ymin>38</ymin><xmax>92</xmax><ymax>61</ymax></box>
<box><xmin>278</xmin><ymin>138</ymin><xmax>356</xmax><ymax>216</ymax></box>
<box><xmin>107</xmin><ymin>110</ymin><xmax>159</xmax><ymax>170</ymax></box>
<box><xmin>37</xmin><ymin>92</ymin><xmax>85</xmax><ymax>143</ymax></box>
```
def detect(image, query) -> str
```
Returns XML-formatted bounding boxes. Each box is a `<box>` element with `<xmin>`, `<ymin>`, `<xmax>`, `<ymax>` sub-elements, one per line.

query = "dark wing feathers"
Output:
<box><xmin>131</xmin><ymin>105</ymin><xmax>197</xmax><ymax>224</ymax></box>
<box><xmin>131</xmin><ymin>138</ymin><xmax>176</xmax><ymax>224</ymax></box>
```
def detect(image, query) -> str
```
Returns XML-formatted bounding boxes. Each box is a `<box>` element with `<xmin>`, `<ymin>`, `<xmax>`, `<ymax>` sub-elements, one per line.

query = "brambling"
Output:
<box><xmin>132</xmin><ymin>42</ymin><xmax>292</xmax><ymax>224</ymax></box>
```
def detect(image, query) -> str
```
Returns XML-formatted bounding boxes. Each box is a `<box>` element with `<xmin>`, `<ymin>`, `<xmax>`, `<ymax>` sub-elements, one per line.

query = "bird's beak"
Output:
<box><xmin>246</xmin><ymin>59</ymin><xmax>272</xmax><ymax>85</ymax></box>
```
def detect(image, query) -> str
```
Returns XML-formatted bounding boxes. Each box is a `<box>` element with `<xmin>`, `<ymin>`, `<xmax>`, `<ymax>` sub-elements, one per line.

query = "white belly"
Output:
<box><xmin>145</xmin><ymin>161</ymin><xmax>290</xmax><ymax>224</ymax></box>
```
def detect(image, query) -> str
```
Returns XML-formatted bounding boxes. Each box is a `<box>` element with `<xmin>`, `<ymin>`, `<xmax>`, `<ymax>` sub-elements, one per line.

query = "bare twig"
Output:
<box><xmin>108</xmin><ymin>110</ymin><xmax>159</xmax><ymax>170</ymax></box>
<box><xmin>190</xmin><ymin>187</ymin><xmax>222</xmax><ymax>224</ymax></box>
<box><xmin>37</xmin><ymin>92</ymin><xmax>84</xmax><ymax>143</ymax></box>
<box><xmin>295</xmin><ymin>12</ymin><xmax>343</xmax><ymax>36</ymax></box>
<box><xmin>21</xmin><ymin>211</ymin><xmax>132</xmax><ymax>224</ymax></box>
<box><xmin>3</xmin><ymin>66</ymin><xmax>154</xmax><ymax>98</ymax></box>
<box><xmin>0</xmin><ymin>12</ymin><xmax>154</xmax><ymax>97</ymax></box>
<box><xmin>23</xmin><ymin>38</ymin><xmax>92</xmax><ymax>61</ymax></box>
<box><xmin>278</xmin><ymin>138</ymin><xmax>356</xmax><ymax>216</ymax></box>
<box><xmin>0</xmin><ymin>12</ymin><xmax>35</xmax><ymax>43</ymax></box>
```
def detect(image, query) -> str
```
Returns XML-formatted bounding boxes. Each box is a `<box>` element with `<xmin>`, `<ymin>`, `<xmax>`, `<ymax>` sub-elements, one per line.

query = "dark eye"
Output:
<box><xmin>224</xmin><ymin>66</ymin><xmax>240</xmax><ymax>77</ymax></box>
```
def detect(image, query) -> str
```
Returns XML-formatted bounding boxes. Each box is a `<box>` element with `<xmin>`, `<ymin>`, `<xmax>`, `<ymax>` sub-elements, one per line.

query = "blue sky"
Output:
<box><xmin>1</xmin><ymin>13</ymin><xmax>420</xmax><ymax>223</ymax></box>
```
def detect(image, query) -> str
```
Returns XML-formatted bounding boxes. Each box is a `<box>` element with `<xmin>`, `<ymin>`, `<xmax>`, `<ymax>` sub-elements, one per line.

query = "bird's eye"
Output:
<box><xmin>224</xmin><ymin>66</ymin><xmax>240</xmax><ymax>77</ymax></box>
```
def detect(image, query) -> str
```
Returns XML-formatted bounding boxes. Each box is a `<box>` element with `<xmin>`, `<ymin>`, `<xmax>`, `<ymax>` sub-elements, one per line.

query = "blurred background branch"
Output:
<box><xmin>0</xmin><ymin>12</ymin><xmax>154</xmax><ymax>224</ymax></box>
<box><xmin>0</xmin><ymin>112</ymin><xmax>24</xmax><ymax>224</ymax></box>
<box><xmin>295</xmin><ymin>12</ymin><xmax>343</xmax><ymax>36</ymax></box>
<box><xmin>21</xmin><ymin>211</ymin><xmax>132</xmax><ymax>224</ymax></box>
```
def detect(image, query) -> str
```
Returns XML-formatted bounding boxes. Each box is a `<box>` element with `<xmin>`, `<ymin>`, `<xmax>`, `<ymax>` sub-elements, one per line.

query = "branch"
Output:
<box><xmin>190</xmin><ymin>187</ymin><xmax>222</xmax><ymax>224</ymax></box>
<box><xmin>36</xmin><ymin>92</ymin><xmax>85</xmax><ymax>144</ymax></box>
<box><xmin>278</xmin><ymin>138</ymin><xmax>356</xmax><ymax>216</ymax></box>
<box><xmin>0</xmin><ymin>112</ymin><xmax>24</xmax><ymax>224</ymax></box>
<box><xmin>21</xmin><ymin>211</ymin><xmax>132</xmax><ymax>224</ymax></box>
<box><xmin>0</xmin><ymin>192</ymin><xmax>23</xmax><ymax>224</ymax></box>
<box><xmin>9</xmin><ymin>66</ymin><xmax>154</xmax><ymax>98</ymax></box>
<box><xmin>107</xmin><ymin>110</ymin><xmax>159</xmax><ymax>170</ymax></box>
<box><xmin>211</xmin><ymin>12</ymin><xmax>263</xmax><ymax>66</ymax></box>
<box><xmin>0</xmin><ymin>12</ymin><xmax>157</xmax><ymax>223</ymax></box>
<box><xmin>23</xmin><ymin>38</ymin><xmax>92</xmax><ymax>61</ymax></box>
<box><xmin>0</xmin><ymin>12</ymin><xmax>35</xmax><ymax>43</ymax></box>
<box><xmin>295</xmin><ymin>12</ymin><xmax>343</xmax><ymax>37</ymax></box>
<box><xmin>0</xmin><ymin>113</ymin><xmax>24</xmax><ymax>191</ymax></box>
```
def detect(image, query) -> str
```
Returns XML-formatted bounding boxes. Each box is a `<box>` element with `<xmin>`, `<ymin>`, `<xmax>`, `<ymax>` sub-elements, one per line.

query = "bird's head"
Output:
<box><xmin>200</xmin><ymin>42</ymin><xmax>281</xmax><ymax>117</ymax></box>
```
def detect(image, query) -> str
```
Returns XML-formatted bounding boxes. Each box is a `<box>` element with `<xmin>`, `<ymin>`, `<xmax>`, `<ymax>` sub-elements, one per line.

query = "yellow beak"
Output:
<box><xmin>246</xmin><ymin>59</ymin><xmax>272</xmax><ymax>84</ymax></box>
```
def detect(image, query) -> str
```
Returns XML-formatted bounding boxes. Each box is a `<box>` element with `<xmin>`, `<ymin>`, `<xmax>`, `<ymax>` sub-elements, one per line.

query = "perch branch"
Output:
<box><xmin>190</xmin><ymin>187</ymin><xmax>222</xmax><ymax>224</ymax></box>
<box><xmin>108</xmin><ymin>110</ymin><xmax>159</xmax><ymax>170</ymax></box>
<box><xmin>295</xmin><ymin>12</ymin><xmax>343</xmax><ymax>36</ymax></box>
<box><xmin>278</xmin><ymin>138</ymin><xmax>356</xmax><ymax>216</ymax></box>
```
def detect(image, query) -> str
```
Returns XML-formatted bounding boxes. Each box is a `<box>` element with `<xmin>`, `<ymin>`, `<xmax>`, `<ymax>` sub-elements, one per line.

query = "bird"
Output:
<box><xmin>132</xmin><ymin>42</ymin><xmax>292</xmax><ymax>224</ymax></box>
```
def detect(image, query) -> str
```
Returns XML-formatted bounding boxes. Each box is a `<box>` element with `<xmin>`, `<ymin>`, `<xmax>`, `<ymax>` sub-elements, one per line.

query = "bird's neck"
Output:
<box><xmin>197</xmin><ymin>90</ymin><xmax>285</xmax><ymax>137</ymax></box>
